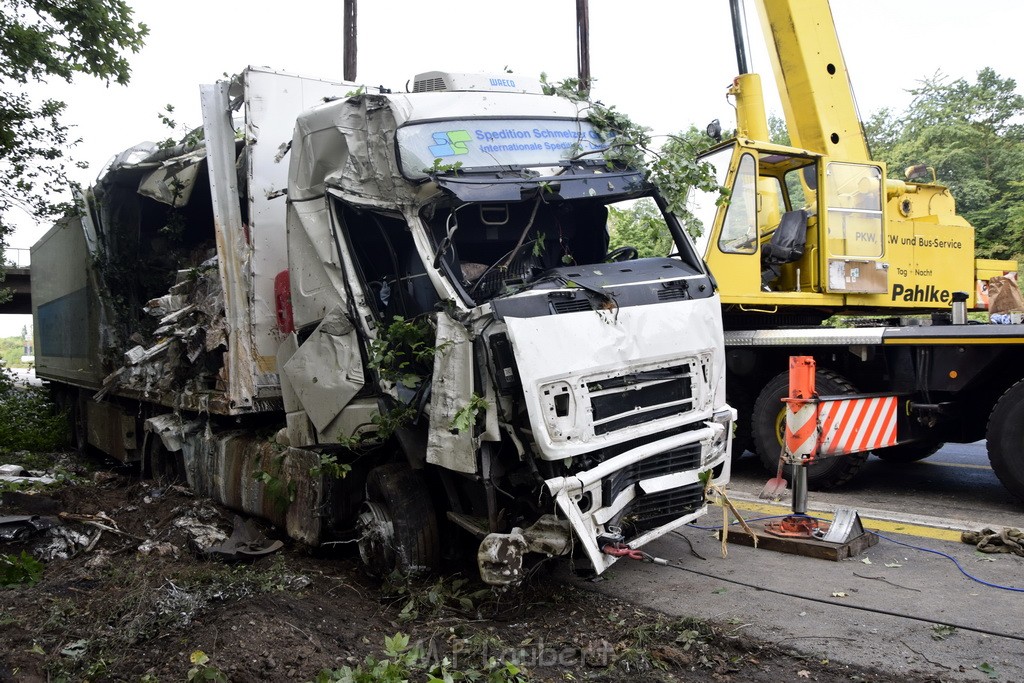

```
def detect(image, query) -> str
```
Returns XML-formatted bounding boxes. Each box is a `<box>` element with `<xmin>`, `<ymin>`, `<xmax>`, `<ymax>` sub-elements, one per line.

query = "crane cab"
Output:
<box><xmin>693</xmin><ymin>138</ymin><xmax>982</xmax><ymax>315</ymax></box>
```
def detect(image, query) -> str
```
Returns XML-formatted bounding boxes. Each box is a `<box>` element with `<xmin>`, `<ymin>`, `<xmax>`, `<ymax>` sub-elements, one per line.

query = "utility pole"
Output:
<box><xmin>343</xmin><ymin>0</ymin><xmax>357</xmax><ymax>82</ymax></box>
<box><xmin>576</xmin><ymin>0</ymin><xmax>590</xmax><ymax>94</ymax></box>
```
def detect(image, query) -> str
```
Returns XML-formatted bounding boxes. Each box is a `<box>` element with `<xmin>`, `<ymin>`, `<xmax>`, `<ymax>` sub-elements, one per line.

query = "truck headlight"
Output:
<box><xmin>702</xmin><ymin>408</ymin><xmax>733</xmax><ymax>467</ymax></box>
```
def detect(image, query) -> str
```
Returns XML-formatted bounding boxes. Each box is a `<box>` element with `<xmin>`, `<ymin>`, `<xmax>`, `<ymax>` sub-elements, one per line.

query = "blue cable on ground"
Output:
<box><xmin>870</xmin><ymin>530</ymin><xmax>1024</xmax><ymax>593</ymax></box>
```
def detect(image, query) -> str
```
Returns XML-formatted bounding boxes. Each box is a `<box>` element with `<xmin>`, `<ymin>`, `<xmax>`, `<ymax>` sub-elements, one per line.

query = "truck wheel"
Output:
<box><xmin>873</xmin><ymin>440</ymin><xmax>943</xmax><ymax>464</ymax></box>
<box><xmin>752</xmin><ymin>370</ymin><xmax>869</xmax><ymax>490</ymax></box>
<box><xmin>987</xmin><ymin>380</ymin><xmax>1024</xmax><ymax>502</ymax></box>
<box><xmin>358</xmin><ymin>463</ymin><xmax>440</xmax><ymax>576</ymax></box>
<box><xmin>143</xmin><ymin>432</ymin><xmax>186</xmax><ymax>483</ymax></box>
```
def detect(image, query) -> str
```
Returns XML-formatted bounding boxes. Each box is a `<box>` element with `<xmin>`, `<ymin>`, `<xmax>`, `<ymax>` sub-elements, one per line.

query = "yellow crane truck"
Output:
<box><xmin>688</xmin><ymin>0</ymin><xmax>1024</xmax><ymax>498</ymax></box>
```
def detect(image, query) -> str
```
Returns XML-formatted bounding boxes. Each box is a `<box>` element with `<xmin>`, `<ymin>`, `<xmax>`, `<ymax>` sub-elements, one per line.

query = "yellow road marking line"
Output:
<box><xmin>720</xmin><ymin>499</ymin><xmax>964</xmax><ymax>543</ymax></box>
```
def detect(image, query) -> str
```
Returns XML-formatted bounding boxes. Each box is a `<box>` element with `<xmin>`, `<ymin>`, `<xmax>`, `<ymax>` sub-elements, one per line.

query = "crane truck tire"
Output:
<box><xmin>872</xmin><ymin>440</ymin><xmax>944</xmax><ymax>464</ymax></box>
<box><xmin>752</xmin><ymin>369</ymin><xmax>869</xmax><ymax>490</ymax></box>
<box><xmin>987</xmin><ymin>379</ymin><xmax>1024</xmax><ymax>502</ymax></box>
<box><xmin>358</xmin><ymin>463</ymin><xmax>440</xmax><ymax>576</ymax></box>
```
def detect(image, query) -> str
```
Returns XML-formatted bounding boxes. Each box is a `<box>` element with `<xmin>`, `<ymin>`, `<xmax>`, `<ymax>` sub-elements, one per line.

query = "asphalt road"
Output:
<box><xmin>729</xmin><ymin>442</ymin><xmax>1024</xmax><ymax>532</ymax></box>
<box><xmin>564</xmin><ymin>442</ymin><xmax>1024</xmax><ymax>681</ymax></box>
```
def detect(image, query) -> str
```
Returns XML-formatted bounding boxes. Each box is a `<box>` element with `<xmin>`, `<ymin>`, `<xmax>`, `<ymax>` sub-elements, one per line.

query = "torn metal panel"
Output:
<box><xmin>147</xmin><ymin>413</ymin><xmax>199</xmax><ymax>453</ymax></box>
<box><xmin>291</xmin><ymin>95</ymin><xmax>412</xmax><ymax>207</ymax></box>
<box><xmin>137</xmin><ymin>152</ymin><xmax>205</xmax><ymax>207</ymax></box>
<box><xmin>426</xmin><ymin>311</ymin><xmax>477</xmax><ymax>474</ymax></box>
<box><xmin>99</xmin><ymin>260</ymin><xmax>231</xmax><ymax>409</ymax></box>
<box><xmin>201</xmin><ymin>80</ymin><xmax>256</xmax><ymax>412</ymax></box>
<box><xmin>204</xmin><ymin>515</ymin><xmax>283</xmax><ymax>559</ymax></box>
<box><xmin>282</xmin><ymin>306</ymin><xmax>364</xmax><ymax>433</ymax></box>
<box><xmin>284</xmin><ymin>199</ymin><xmax>349</xmax><ymax>328</ymax></box>
<box><xmin>317</xmin><ymin>397</ymin><xmax>378</xmax><ymax>444</ymax></box>
<box><xmin>243</xmin><ymin>69</ymin><xmax>355</xmax><ymax>395</ymax></box>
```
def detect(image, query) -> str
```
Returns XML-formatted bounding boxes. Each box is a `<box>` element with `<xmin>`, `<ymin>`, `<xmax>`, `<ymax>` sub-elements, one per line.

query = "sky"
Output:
<box><xmin>5</xmin><ymin>0</ymin><xmax>1023</xmax><ymax>336</ymax></box>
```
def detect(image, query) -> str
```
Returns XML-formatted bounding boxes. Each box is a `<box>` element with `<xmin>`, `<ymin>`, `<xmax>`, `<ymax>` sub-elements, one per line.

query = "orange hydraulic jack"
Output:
<box><xmin>764</xmin><ymin>356</ymin><xmax>867</xmax><ymax>544</ymax></box>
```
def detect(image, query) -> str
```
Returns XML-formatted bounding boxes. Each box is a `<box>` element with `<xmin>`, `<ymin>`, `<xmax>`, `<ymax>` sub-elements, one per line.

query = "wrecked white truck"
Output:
<box><xmin>31</xmin><ymin>68</ymin><xmax>733</xmax><ymax>584</ymax></box>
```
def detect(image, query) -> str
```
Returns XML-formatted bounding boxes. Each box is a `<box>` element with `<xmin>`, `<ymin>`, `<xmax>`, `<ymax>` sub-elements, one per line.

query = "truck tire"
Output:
<box><xmin>358</xmin><ymin>463</ymin><xmax>440</xmax><ymax>576</ymax></box>
<box><xmin>753</xmin><ymin>370</ymin><xmax>869</xmax><ymax>490</ymax></box>
<box><xmin>873</xmin><ymin>440</ymin><xmax>943</xmax><ymax>464</ymax></box>
<box><xmin>143</xmin><ymin>432</ymin><xmax>186</xmax><ymax>483</ymax></box>
<box><xmin>987</xmin><ymin>379</ymin><xmax>1024</xmax><ymax>502</ymax></box>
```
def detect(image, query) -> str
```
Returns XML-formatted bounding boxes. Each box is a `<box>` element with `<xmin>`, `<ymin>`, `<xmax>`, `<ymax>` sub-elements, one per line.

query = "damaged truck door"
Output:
<box><xmin>32</xmin><ymin>68</ymin><xmax>734</xmax><ymax>586</ymax></box>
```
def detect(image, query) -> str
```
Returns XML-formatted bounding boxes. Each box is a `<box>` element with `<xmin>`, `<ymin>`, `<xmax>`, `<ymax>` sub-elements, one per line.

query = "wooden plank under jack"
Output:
<box><xmin>719</xmin><ymin>521</ymin><xmax>878</xmax><ymax>561</ymax></box>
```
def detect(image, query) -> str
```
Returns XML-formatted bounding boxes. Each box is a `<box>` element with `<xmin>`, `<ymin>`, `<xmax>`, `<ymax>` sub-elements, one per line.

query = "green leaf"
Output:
<box><xmin>977</xmin><ymin>662</ymin><xmax>997</xmax><ymax>678</ymax></box>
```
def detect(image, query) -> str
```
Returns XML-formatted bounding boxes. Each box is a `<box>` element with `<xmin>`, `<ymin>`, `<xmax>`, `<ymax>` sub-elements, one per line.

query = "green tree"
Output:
<box><xmin>608</xmin><ymin>198</ymin><xmax>672</xmax><ymax>258</ymax></box>
<box><xmin>865</xmin><ymin>68</ymin><xmax>1024</xmax><ymax>261</ymax></box>
<box><xmin>0</xmin><ymin>1</ymin><xmax>148</xmax><ymax>253</ymax></box>
<box><xmin>598</xmin><ymin>124</ymin><xmax>726</xmax><ymax>254</ymax></box>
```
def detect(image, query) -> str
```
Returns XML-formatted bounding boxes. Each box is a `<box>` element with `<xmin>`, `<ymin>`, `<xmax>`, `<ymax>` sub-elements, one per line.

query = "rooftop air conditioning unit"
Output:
<box><xmin>411</xmin><ymin>71</ymin><xmax>544</xmax><ymax>94</ymax></box>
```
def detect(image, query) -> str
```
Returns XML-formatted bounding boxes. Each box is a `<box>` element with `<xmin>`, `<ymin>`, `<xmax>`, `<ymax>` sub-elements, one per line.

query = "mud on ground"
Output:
<box><xmin>0</xmin><ymin>452</ymin><xmax>941</xmax><ymax>682</ymax></box>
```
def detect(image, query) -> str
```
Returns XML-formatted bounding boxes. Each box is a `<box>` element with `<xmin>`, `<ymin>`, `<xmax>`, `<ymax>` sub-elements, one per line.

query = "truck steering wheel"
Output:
<box><xmin>605</xmin><ymin>245</ymin><xmax>639</xmax><ymax>262</ymax></box>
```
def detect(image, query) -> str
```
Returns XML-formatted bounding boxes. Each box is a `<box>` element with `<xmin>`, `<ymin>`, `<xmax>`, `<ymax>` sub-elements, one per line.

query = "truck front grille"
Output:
<box><xmin>611</xmin><ymin>481</ymin><xmax>705</xmax><ymax>534</ymax></box>
<box><xmin>601</xmin><ymin>443</ymin><xmax>702</xmax><ymax>503</ymax></box>
<box><xmin>587</xmin><ymin>365</ymin><xmax>693</xmax><ymax>435</ymax></box>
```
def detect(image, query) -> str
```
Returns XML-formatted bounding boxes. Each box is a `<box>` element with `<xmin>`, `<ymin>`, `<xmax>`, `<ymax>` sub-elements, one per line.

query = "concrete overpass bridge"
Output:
<box><xmin>2</xmin><ymin>248</ymin><xmax>33</xmax><ymax>315</ymax></box>
<box><xmin>1</xmin><ymin>266</ymin><xmax>31</xmax><ymax>314</ymax></box>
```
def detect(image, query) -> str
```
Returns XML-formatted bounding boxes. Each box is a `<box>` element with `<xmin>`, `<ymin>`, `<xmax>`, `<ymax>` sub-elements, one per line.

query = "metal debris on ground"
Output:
<box><xmin>962</xmin><ymin>527</ymin><xmax>1024</xmax><ymax>557</ymax></box>
<box><xmin>137</xmin><ymin>540</ymin><xmax>180</xmax><ymax>557</ymax></box>
<box><xmin>37</xmin><ymin>526</ymin><xmax>91</xmax><ymax>561</ymax></box>
<box><xmin>203</xmin><ymin>515</ymin><xmax>283</xmax><ymax>560</ymax></box>
<box><xmin>0</xmin><ymin>515</ymin><xmax>57</xmax><ymax>541</ymax></box>
<box><xmin>0</xmin><ymin>464</ymin><xmax>56</xmax><ymax>485</ymax></box>
<box><xmin>170</xmin><ymin>503</ymin><xmax>229</xmax><ymax>551</ymax></box>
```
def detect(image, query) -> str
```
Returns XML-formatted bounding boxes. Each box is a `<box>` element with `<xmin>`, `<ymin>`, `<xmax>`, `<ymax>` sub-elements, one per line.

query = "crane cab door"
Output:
<box><xmin>819</xmin><ymin>161</ymin><xmax>889</xmax><ymax>294</ymax></box>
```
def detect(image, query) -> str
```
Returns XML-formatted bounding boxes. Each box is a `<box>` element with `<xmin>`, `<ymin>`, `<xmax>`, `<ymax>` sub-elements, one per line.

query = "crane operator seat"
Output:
<box><xmin>760</xmin><ymin>208</ymin><xmax>808</xmax><ymax>289</ymax></box>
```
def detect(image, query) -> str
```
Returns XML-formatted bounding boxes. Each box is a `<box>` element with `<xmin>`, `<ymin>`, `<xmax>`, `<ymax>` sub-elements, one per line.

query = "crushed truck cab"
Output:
<box><xmin>33</xmin><ymin>68</ymin><xmax>733</xmax><ymax>584</ymax></box>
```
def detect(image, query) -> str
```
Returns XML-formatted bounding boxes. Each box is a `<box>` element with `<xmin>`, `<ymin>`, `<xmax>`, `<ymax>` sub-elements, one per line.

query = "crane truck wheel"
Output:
<box><xmin>752</xmin><ymin>370</ymin><xmax>869</xmax><ymax>490</ymax></box>
<box><xmin>987</xmin><ymin>379</ymin><xmax>1024</xmax><ymax>502</ymax></box>
<box><xmin>872</xmin><ymin>440</ymin><xmax>944</xmax><ymax>463</ymax></box>
<box><xmin>358</xmin><ymin>463</ymin><xmax>440</xmax><ymax>576</ymax></box>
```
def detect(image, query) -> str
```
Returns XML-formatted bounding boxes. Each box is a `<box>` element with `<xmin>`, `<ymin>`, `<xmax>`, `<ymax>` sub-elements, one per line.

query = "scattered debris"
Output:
<box><xmin>36</xmin><ymin>526</ymin><xmax>91</xmax><ymax>561</ymax></box>
<box><xmin>0</xmin><ymin>515</ymin><xmax>57</xmax><ymax>541</ymax></box>
<box><xmin>204</xmin><ymin>515</ymin><xmax>283</xmax><ymax>560</ymax></box>
<box><xmin>171</xmin><ymin>504</ymin><xmax>229</xmax><ymax>551</ymax></box>
<box><xmin>962</xmin><ymin>527</ymin><xmax>1024</xmax><ymax>557</ymax></box>
<box><xmin>60</xmin><ymin>511</ymin><xmax>143</xmax><ymax>540</ymax></box>
<box><xmin>138</xmin><ymin>540</ymin><xmax>180</xmax><ymax>557</ymax></box>
<box><xmin>0</xmin><ymin>464</ymin><xmax>56</xmax><ymax>485</ymax></box>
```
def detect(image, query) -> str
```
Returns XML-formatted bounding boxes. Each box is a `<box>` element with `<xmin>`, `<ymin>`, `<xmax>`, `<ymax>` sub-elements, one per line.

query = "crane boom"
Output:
<box><xmin>746</xmin><ymin>0</ymin><xmax>869</xmax><ymax>160</ymax></box>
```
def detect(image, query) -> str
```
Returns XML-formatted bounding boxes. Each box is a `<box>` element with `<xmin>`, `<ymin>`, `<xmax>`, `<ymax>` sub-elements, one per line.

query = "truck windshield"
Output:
<box><xmin>426</xmin><ymin>192</ymin><xmax>701</xmax><ymax>307</ymax></box>
<box><xmin>396</xmin><ymin>118</ymin><xmax>610</xmax><ymax>180</ymax></box>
